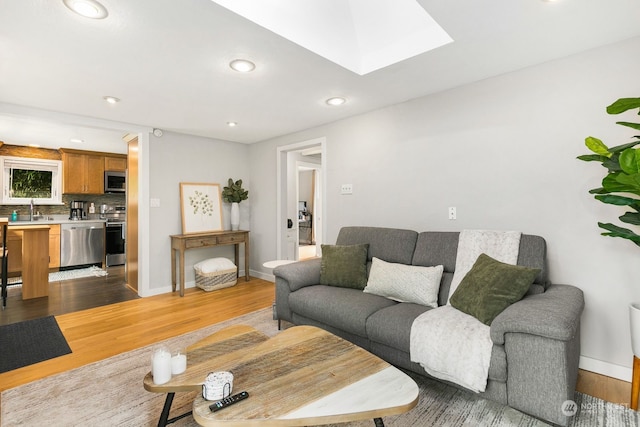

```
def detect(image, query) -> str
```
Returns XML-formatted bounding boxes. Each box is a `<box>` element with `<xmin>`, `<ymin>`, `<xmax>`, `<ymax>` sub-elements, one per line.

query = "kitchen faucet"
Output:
<box><xmin>29</xmin><ymin>199</ymin><xmax>34</xmax><ymax>221</ymax></box>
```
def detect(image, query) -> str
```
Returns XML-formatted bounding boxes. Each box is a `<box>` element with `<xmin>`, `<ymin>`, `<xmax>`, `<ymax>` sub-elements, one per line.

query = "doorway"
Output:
<box><xmin>276</xmin><ymin>138</ymin><xmax>326</xmax><ymax>261</ymax></box>
<box><xmin>298</xmin><ymin>162</ymin><xmax>321</xmax><ymax>260</ymax></box>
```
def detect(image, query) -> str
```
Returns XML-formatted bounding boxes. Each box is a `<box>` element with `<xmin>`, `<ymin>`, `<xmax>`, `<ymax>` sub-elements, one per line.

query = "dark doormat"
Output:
<box><xmin>0</xmin><ymin>316</ymin><xmax>72</xmax><ymax>374</ymax></box>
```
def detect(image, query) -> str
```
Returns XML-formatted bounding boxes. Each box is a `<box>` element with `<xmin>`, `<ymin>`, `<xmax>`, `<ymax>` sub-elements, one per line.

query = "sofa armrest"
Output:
<box><xmin>490</xmin><ymin>284</ymin><xmax>584</xmax><ymax>426</ymax></box>
<box><xmin>274</xmin><ymin>258</ymin><xmax>322</xmax><ymax>292</ymax></box>
<box><xmin>490</xmin><ymin>284</ymin><xmax>584</xmax><ymax>345</ymax></box>
<box><xmin>274</xmin><ymin>258</ymin><xmax>322</xmax><ymax>325</ymax></box>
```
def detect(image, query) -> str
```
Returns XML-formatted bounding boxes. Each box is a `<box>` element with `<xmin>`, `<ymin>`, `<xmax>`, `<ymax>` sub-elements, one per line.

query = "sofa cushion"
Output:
<box><xmin>336</xmin><ymin>227</ymin><xmax>418</xmax><ymax>265</ymax></box>
<box><xmin>450</xmin><ymin>253</ymin><xmax>540</xmax><ymax>325</ymax></box>
<box><xmin>289</xmin><ymin>285</ymin><xmax>396</xmax><ymax>337</ymax></box>
<box><xmin>363</xmin><ymin>257</ymin><xmax>443</xmax><ymax>308</ymax></box>
<box><xmin>366</xmin><ymin>302</ymin><xmax>431</xmax><ymax>352</ymax></box>
<box><xmin>412</xmin><ymin>232</ymin><xmax>549</xmax><ymax>289</ymax></box>
<box><xmin>319</xmin><ymin>243</ymin><xmax>369</xmax><ymax>289</ymax></box>
<box><xmin>367</xmin><ymin>303</ymin><xmax>508</xmax><ymax>383</ymax></box>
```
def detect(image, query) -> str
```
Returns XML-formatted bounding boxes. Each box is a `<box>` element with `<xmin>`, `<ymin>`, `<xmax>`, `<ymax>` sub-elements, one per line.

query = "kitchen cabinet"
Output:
<box><xmin>104</xmin><ymin>155</ymin><xmax>127</xmax><ymax>171</ymax></box>
<box><xmin>60</xmin><ymin>149</ymin><xmax>105</xmax><ymax>194</ymax></box>
<box><xmin>7</xmin><ymin>224</ymin><xmax>61</xmax><ymax>273</ymax></box>
<box><xmin>48</xmin><ymin>224</ymin><xmax>61</xmax><ymax>268</ymax></box>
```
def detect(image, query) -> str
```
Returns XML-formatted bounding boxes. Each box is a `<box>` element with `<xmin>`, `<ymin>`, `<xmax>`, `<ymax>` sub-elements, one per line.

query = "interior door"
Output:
<box><xmin>277</xmin><ymin>139</ymin><xmax>325</xmax><ymax>261</ymax></box>
<box><xmin>126</xmin><ymin>137</ymin><xmax>139</xmax><ymax>291</ymax></box>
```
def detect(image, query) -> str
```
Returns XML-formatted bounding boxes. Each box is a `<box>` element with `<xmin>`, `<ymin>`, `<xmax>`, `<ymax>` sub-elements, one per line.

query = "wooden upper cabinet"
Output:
<box><xmin>60</xmin><ymin>149</ymin><xmax>106</xmax><ymax>194</ymax></box>
<box><xmin>105</xmin><ymin>155</ymin><xmax>127</xmax><ymax>171</ymax></box>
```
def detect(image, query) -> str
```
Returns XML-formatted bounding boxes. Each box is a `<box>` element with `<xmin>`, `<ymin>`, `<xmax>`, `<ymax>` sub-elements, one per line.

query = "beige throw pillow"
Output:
<box><xmin>363</xmin><ymin>257</ymin><xmax>443</xmax><ymax>308</ymax></box>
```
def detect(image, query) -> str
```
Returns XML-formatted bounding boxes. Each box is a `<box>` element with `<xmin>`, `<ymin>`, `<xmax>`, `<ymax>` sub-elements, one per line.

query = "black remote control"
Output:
<box><xmin>209</xmin><ymin>391</ymin><xmax>249</xmax><ymax>412</ymax></box>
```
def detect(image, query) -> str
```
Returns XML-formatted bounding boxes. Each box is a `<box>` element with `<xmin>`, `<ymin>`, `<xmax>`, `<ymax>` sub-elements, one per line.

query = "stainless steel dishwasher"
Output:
<box><xmin>60</xmin><ymin>221</ymin><xmax>105</xmax><ymax>269</ymax></box>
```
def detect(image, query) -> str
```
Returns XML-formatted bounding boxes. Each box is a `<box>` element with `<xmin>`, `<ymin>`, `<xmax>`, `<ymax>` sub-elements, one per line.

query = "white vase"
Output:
<box><xmin>630</xmin><ymin>303</ymin><xmax>640</xmax><ymax>357</ymax></box>
<box><xmin>231</xmin><ymin>202</ymin><xmax>240</xmax><ymax>231</ymax></box>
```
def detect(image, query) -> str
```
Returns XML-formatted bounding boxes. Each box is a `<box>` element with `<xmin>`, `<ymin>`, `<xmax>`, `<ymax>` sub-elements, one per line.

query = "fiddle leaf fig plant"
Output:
<box><xmin>578</xmin><ymin>97</ymin><xmax>640</xmax><ymax>247</ymax></box>
<box><xmin>221</xmin><ymin>178</ymin><xmax>249</xmax><ymax>203</ymax></box>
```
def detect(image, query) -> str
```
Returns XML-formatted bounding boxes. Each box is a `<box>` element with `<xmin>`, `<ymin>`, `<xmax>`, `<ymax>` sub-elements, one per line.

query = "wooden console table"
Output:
<box><xmin>170</xmin><ymin>230</ymin><xmax>249</xmax><ymax>297</ymax></box>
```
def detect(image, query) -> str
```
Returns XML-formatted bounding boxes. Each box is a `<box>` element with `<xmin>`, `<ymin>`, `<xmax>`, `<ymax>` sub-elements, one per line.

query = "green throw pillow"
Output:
<box><xmin>450</xmin><ymin>253</ymin><xmax>540</xmax><ymax>325</ymax></box>
<box><xmin>320</xmin><ymin>244</ymin><xmax>369</xmax><ymax>289</ymax></box>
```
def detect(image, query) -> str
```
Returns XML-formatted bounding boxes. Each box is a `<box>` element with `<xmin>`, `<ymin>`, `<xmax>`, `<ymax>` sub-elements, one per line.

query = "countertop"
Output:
<box><xmin>8</xmin><ymin>217</ymin><xmax>107</xmax><ymax>226</ymax></box>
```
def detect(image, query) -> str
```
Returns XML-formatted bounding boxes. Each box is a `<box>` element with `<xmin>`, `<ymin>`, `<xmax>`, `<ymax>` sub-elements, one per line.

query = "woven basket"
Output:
<box><xmin>195</xmin><ymin>267</ymin><xmax>237</xmax><ymax>292</ymax></box>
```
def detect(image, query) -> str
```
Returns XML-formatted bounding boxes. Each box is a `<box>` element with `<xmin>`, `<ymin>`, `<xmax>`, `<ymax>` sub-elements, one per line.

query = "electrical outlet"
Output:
<box><xmin>341</xmin><ymin>184</ymin><xmax>353</xmax><ymax>195</ymax></box>
<box><xmin>150</xmin><ymin>198</ymin><xmax>161</xmax><ymax>208</ymax></box>
<box><xmin>448</xmin><ymin>207</ymin><xmax>456</xmax><ymax>220</ymax></box>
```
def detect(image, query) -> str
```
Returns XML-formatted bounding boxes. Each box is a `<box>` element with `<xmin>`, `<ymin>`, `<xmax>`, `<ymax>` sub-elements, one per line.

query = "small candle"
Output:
<box><xmin>171</xmin><ymin>353</ymin><xmax>187</xmax><ymax>375</ymax></box>
<box><xmin>152</xmin><ymin>348</ymin><xmax>172</xmax><ymax>385</ymax></box>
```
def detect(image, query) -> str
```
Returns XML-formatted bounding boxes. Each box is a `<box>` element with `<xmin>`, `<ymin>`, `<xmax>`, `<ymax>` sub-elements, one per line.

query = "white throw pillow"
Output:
<box><xmin>194</xmin><ymin>257</ymin><xmax>236</xmax><ymax>274</ymax></box>
<box><xmin>363</xmin><ymin>257</ymin><xmax>443</xmax><ymax>308</ymax></box>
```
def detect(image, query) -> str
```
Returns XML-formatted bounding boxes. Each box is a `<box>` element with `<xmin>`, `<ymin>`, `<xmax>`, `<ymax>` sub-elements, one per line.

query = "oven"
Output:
<box><xmin>105</xmin><ymin>221</ymin><xmax>125</xmax><ymax>267</ymax></box>
<box><xmin>103</xmin><ymin>205</ymin><xmax>126</xmax><ymax>267</ymax></box>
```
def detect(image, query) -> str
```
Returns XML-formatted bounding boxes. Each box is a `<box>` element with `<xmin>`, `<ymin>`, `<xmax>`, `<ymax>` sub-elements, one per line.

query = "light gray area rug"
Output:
<box><xmin>2</xmin><ymin>308</ymin><xmax>638</xmax><ymax>426</ymax></box>
<box><xmin>8</xmin><ymin>266</ymin><xmax>108</xmax><ymax>286</ymax></box>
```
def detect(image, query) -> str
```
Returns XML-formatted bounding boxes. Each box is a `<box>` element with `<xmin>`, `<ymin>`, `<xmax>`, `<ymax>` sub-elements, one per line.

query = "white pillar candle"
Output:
<box><xmin>171</xmin><ymin>353</ymin><xmax>187</xmax><ymax>375</ymax></box>
<box><xmin>152</xmin><ymin>349</ymin><xmax>172</xmax><ymax>385</ymax></box>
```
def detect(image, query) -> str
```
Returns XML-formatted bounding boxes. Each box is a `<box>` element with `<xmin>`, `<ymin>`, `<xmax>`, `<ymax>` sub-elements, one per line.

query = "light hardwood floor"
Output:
<box><xmin>0</xmin><ymin>276</ymin><xmax>633</xmax><ymax>410</ymax></box>
<box><xmin>0</xmin><ymin>277</ymin><xmax>274</xmax><ymax>393</ymax></box>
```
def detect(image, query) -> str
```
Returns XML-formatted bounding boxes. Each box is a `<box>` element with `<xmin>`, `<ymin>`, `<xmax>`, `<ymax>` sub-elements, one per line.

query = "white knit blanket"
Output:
<box><xmin>447</xmin><ymin>229</ymin><xmax>522</xmax><ymax>303</ymax></box>
<box><xmin>410</xmin><ymin>305</ymin><xmax>493</xmax><ymax>392</ymax></box>
<box><xmin>409</xmin><ymin>229</ymin><xmax>521</xmax><ymax>393</ymax></box>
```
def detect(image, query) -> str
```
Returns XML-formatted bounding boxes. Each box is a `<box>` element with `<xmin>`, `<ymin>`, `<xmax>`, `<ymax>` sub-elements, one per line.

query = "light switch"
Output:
<box><xmin>150</xmin><ymin>198</ymin><xmax>161</xmax><ymax>208</ymax></box>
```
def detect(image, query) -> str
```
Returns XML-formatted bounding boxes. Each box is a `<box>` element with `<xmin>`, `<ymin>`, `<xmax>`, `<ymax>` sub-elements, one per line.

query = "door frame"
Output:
<box><xmin>276</xmin><ymin>137</ymin><xmax>326</xmax><ymax>261</ymax></box>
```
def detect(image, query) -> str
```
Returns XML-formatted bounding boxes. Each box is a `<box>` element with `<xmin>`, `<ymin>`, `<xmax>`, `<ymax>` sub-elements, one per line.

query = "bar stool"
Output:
<box><xmin>629</xmin><ymin>302</ymin><xmax>640</xmax><ymax>409</ymax></box>
<box><xmin>0</xmin><ymin>218</ymin><xmax>8</xmax><ymax>309</ymax></box>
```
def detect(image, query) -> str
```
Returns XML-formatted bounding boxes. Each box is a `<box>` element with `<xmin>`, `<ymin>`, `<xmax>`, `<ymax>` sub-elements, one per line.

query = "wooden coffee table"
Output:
<box><xmin>144</xmin><ymin>325</ymin><xmax>270</xmax><ymax>426</ymax></box>
<box><xmin>189</xmin><ymin>325</ymin><xmax>419</xmax><ymax>426</ymax></box>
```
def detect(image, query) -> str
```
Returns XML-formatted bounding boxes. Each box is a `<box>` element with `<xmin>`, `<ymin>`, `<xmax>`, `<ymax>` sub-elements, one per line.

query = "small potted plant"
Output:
<box><xmin>222</xmin><ymin>178</ymin><xmax>248</xmax><ymax>230</ymax></box>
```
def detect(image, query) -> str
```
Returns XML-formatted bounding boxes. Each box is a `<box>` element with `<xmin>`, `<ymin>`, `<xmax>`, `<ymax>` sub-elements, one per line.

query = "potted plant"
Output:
<box><xmin>222</xmin><ymin>178</ymin><xmax>248</xmax><ymax>230</ymax></box>
<box><xmin>577</xmin><ymin>97</ymin><xmax>640</xmax><ymax>247</ymax></box>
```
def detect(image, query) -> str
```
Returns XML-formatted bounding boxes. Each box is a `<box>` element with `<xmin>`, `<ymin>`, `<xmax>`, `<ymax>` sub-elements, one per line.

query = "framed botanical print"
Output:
<box><xmin>179</xmin><ymin>182</ymin><xmax>223</xmax><ymax>234</ymax></box>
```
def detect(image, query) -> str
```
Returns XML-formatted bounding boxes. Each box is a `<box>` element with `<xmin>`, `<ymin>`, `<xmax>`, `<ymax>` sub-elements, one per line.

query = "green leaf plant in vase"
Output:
<box><xmin>578</xmin><ymin>98</ymin><xmax>640</xmax><ymax>380</ymax></box>
<box><xmin>222</xmin><ymin>178</ymin><xmax>249</xmax><ymax>231</ymax></box>
<box><xmin>577</xmin><ymin>97</ymin><xmax>640</xmax><ymax>247</ymax></box>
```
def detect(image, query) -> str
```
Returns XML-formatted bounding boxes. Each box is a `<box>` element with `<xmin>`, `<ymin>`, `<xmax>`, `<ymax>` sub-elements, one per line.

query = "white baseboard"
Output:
<box><xmin>580</xmin><ymin>355</ymin><xmax>632</xmax><ymax>382</ymax></box>
<box><xmin>250</xmin><ymin>269</ymin><xmax>275</xmax><ymax>281</ymax></box>
<box><xmin>142</xmin><ymin>269</ymin><xmax>268</xmax><ymax>297</ymax></box>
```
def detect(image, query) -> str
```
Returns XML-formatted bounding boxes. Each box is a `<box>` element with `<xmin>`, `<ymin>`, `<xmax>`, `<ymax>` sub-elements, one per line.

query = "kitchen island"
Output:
<box><xmin>7</xmin><ymin>217</ymin><xmax>107</xmax><ymax>299</ymax></box>
<box><xmin>7</xmin><ymin>224</ymin><xmax>50</xmax><ymax>299</ymax></box>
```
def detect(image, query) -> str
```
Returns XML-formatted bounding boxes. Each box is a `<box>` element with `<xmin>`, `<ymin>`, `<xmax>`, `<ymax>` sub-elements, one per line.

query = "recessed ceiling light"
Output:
<box><xmin>227</xmin><ymin>121</ymin><xmax>238</xmax><ymax>127</ymax></box>
<box><xmin>70</xmin><ymin>138</ymin><xmax>84</xmax><ymax>143</ymax></box>
<box><xmin>326</xmin><ymin>97</ymin><xmax>346</xmax><ymax>106</ymax></box>
<box><xmin>229</xmin><ymin>59</ymin><xmax>255</xmax><ymax>73</ymax></box>
<box><xmin>63</xmin><ymin>0</ymin><xmax>108</xmax><ymax>19</ymax></box>
<box><xmin>103</xmin><ymin>96</ymin><xmax>120</xmax><ymax>104</ymax></box>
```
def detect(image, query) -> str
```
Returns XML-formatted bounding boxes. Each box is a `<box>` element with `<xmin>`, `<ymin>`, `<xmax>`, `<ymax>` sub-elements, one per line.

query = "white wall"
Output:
<box><xmin>147</xmin><ymin>131</ymin><xmax>250</xmax><ymax>294</ymax></box>
<box><xmin>249</xmin><ymin>36</ymin><xmax>640</xmax><ymax>379</ymax></box>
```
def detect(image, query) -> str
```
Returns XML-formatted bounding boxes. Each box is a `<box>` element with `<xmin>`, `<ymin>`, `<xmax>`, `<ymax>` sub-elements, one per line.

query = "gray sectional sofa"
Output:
<box><xmin>274</xmin><ymin>226</ymin><xmax>584</xmax><ymax>426</ymax></box>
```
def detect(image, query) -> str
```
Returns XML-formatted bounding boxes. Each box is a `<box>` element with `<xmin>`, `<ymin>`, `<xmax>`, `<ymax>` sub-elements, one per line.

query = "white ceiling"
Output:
<box><xmin>1</xmin><ymin>0</ymin><xmax>639</xmax><ymax>152</ymax></box>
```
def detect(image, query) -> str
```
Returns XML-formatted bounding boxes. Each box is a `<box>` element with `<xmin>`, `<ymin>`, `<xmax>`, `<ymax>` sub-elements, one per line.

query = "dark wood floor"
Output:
<box><xmin>0</xmin><ymin>265</ymin><xmax>139</xmax><ymax>326</ymax></box>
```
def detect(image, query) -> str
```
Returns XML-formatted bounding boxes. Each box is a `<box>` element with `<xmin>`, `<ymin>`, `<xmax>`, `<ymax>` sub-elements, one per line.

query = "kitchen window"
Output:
<box><xmin>0</xmin><ymin>156</ymin><xmax>63</xmax><ymax>205</ymax></box>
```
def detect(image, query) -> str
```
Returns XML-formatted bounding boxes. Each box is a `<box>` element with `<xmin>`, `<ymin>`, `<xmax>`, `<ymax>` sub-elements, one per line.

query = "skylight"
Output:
<box><xmin>210</xmin><ymin>0</ymin><xmax>453</xmax><ymax>75</ymax></box>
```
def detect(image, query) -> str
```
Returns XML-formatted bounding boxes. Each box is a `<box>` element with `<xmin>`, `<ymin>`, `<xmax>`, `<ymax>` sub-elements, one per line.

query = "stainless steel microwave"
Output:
<box><xmin>104</xmin><ymin>171</ymin><xmax>126</xmax><ymax>193</ymax></box>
